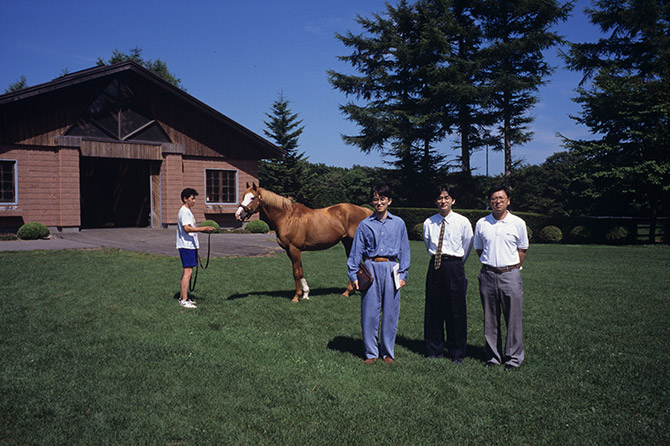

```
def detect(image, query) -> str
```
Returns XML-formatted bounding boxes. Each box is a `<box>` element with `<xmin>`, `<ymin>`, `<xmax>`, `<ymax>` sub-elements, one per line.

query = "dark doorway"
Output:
<box><xmin>80</xmin><ymin>157</ymin><xmax>151</xmax><ymax>228</ymax></box>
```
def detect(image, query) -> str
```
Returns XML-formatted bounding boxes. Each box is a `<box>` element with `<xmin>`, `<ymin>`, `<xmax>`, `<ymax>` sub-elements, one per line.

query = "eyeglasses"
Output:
<box><xmin>490</xmin><ymin>197</ymin><xmax>507</xmax><ymax>202</ymax></box>
<box><xmin>436</xmin><ymin>196</ymin><xmax>451</xmax><ymax>202</ymax></box>
<box><xmin>372</xmin><ymin>197</ymin><xmax>389</xmax><ymax>204</ymax></box>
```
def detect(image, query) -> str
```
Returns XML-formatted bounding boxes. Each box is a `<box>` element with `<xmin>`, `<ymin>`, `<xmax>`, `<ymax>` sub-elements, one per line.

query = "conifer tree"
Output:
<box><xmin>562</xmin><ymin>0</ymin><xmax>670</xmax><ymax>238</ymax></box>
<box><xmin>258</xmin><ymin>93</ymin><xmax>314</xmax><ymax>205</ymax></box>
<box><xmin>478</xmin><ymin>0</ymin><xmax>571</xmax><ymax>180</ymax></box>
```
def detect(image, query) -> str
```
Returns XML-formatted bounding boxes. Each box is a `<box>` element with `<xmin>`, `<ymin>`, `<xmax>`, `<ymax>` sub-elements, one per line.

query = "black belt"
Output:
<box><xmin>432</xmin><ymin>254</ymin><xmax>462</xmax><ymax>262</ymax></box>
<box><xmin>483</xmin><ymin>264</ymin><xmax>520</xmax><ymax>274</ymax></box>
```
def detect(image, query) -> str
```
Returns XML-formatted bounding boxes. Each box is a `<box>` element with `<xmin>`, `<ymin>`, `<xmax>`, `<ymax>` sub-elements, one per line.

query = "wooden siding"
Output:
<box><xmin>81</xmin><ymin>140</ymin><xmax>163</xmax><ymax>160</ymax></box>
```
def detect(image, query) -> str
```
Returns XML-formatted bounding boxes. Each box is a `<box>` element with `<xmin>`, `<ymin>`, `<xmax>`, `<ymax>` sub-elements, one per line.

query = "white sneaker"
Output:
<box><xmin>179</xmin><ymin>299</ymin><xmax>197</xmax><ymax>309</ymax></box>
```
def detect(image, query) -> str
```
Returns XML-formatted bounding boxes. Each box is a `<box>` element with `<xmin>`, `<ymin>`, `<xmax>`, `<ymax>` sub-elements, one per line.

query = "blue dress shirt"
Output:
<box><xmin>347</xmin><ymin>212</ymin><xmax>410</xmax><ymax>282</ymax></box>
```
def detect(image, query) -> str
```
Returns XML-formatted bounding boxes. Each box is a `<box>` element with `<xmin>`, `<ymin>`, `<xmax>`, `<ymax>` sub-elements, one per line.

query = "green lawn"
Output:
<box><xmin>1</xmin><ymin>243</ymin><xmax>669</xmax><ymax>445</ymax></box>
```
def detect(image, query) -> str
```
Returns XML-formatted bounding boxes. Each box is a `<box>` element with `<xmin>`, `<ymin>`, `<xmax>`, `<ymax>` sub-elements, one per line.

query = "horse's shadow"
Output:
<box><xmin>227</xmin><ymin>287</ymin><xmax>346</xmax><ymax>301</ymax></box>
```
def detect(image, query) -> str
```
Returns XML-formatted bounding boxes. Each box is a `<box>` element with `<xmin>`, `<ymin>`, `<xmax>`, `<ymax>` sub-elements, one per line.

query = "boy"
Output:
<box><xmin>177</xmin><ymin>188</ymin><xmax>215</xmax><ymax>309</ymax></box>
<box><xmin>347</xmin><ymin>185</ymin><xmax>410</xmax><ymax>364</ymax></box>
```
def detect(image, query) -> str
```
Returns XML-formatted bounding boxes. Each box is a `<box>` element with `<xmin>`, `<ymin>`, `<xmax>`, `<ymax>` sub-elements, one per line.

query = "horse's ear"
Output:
<box><xmin>252</xmin><ymin>182</ymin><xmax>258</xmax><ymax>191</ymax></box>
<box><xmin>246</xmin><ymin>182</ymin><xmax>250</xmax><ymax>188</ymax></box>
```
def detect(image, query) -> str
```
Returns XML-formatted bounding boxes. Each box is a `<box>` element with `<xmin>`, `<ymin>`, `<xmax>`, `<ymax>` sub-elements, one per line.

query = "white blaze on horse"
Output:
<box><xmin>235</xmin><ymin>183</ymin><xmax>373</xmax><ymax>303</ymax></box>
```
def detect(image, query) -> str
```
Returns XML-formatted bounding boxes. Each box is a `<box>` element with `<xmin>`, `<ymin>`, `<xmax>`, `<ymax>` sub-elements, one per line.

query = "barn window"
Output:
<box><xmin>205</xmin><ymin>169</ymin><xmax>236</xmax><ymax>204</ymax></box>
<box><xmin>0</xmin><ymin>160</ymin><xmax>17</xmax><ymax>204</ymax></box>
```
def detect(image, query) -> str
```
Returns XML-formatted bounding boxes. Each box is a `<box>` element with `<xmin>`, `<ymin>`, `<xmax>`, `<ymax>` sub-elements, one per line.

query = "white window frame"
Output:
<box><xmin>0</xmin><ymin>159</ymin><xmax>18</xmax><ymax>205</ymax></box>
<box><xmin>204</xmin><ymin>168</ymin><xmax>238</xmax><ymax>205</ymax></box>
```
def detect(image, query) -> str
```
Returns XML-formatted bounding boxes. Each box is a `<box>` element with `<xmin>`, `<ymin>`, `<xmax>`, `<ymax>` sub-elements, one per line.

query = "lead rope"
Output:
<box><xmin>189</xmin><ymin>232</ymin><xmax>211</xmax><ymax>292</ymax></box>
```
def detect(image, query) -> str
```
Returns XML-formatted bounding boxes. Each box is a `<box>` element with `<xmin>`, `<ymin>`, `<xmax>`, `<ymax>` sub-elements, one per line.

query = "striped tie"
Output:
<box><xmin>434</xmin><ymin>219</ymin><xmax>445</xmax><ymax>270</ymax></box>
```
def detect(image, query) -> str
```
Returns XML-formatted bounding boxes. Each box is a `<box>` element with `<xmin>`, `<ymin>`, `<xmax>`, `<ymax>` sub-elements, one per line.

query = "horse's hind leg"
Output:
<box><xmin>288</xmin><ymin>246</ymin><xmax>309</xmax><ymax>303</ymax></box>
<box><xmin>341</xmin><ymin>238</ymin><xmax>355</xmax><ymax>297</ymax></box>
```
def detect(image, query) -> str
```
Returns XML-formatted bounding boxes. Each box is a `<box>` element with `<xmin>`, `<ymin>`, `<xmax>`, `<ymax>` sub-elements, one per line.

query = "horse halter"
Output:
<box><xmin>238</xmin><ymin>193</ymin><xmax>261</xmax><ymax>221</ymax></box>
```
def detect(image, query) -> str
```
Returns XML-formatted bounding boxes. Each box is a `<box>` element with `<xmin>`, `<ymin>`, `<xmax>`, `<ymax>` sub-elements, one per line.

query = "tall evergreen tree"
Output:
<box><xmin>562</xmin><ymin>0</ymin><xmax>670</xmax><ymax>237</ymax></box>
<box><xmin>479</xmin><ymin>0</ymin><xmax>572</xmax><ymax>181</ymax></box>
<box><xmin>258</xmin><ymin>93</ymin><xmax>314</xmax><ymax>204</ymax></box>
<box><xmin>328</xmin><ymin>0</ymin><xmax>450</xmax><ymax>204</ymax></box>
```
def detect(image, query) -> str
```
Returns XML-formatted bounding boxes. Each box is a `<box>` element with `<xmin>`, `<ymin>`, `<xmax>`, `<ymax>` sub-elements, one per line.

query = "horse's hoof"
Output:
<box><xmin>291</xmin><ymin>297</ymin><xmax>299</xmax><ymax>303</ymax></box>
<box><xmin>301</xmin><ymin>296</ymin><xmax>309</xmax><ymax>301</ymax></box>
<box><xmin>341</xmin><ymin>292</ymin><xmax>351</xmax><ymax>298</ymax></box>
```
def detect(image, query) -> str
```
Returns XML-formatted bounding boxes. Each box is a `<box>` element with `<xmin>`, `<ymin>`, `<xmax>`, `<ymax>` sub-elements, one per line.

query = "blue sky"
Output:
<box><xmin>1</xmin><ymin>0</ymin><xmax>602</xmax><ymax>175</ymax></box>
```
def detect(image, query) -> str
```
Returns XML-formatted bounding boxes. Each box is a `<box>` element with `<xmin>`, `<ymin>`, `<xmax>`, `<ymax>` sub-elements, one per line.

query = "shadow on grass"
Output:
<box><xmin>327</xmin><ymin>336</ymin><xmax>365</xmax><ymax>359</ymax></box>
<box><xmin>395</xmin><ymin>334</ymin><xmax>489</xmax><ymax>362</ymax></box>
<box><xmin>227</xmin><ymin>287</ymin><xmax>346</xmax><ymax>301</ymax></box>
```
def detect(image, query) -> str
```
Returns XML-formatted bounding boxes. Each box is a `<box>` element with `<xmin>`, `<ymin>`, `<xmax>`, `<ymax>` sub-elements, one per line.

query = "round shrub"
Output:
<box><xmin>246</xmin><ymin>219</ymin><xmax>270</xmax><ymax>233</ymax></box>
<box><xmin>199</xmin><ymin>219</ymin><xmax>221</xmax><ymax>232</ymax></box>
<box><xmin>539</xmin><ymin>225</ymin><xmax>562</xmax><ymax>243</ymax></box>
<box><xmin>605</xmin><ymin>226</ymin><xmax>629</xmax><ymax>244</ymax></box>
<box><xmin>17</xmin><ymin>222</ymin><xmax>50</xmax><ymax>240</ymax></box>
<box><xmin>569</xmin><ymin>225</ymin><xmax>591</xmax><ymax>243</ymax></box>
<box><xmin>526</xmin><ymin>225</ymin><xmax>533</xmax><ymax>242</ymax></box>
<box><xmin>360</xmin><ymin>203</ymin><xmax>374</xmax><ymax>212</ymax></box>
<box><xmin>409</xmin><ymin>223</ymin><xmax>424</xmax><ymax>241</ymax></box>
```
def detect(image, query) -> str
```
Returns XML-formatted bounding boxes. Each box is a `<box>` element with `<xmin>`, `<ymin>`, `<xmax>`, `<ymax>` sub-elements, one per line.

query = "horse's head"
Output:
<box><xmin>235</xmin><ymin>182</ymin><xmax>262</xmax><ymax>221</ymax></box>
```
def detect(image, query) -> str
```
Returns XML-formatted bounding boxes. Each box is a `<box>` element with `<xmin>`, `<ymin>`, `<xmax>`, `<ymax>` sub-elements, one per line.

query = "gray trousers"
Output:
<box><xmin>478</xmin><ymin>267</ymin><xmax>524</xmax><ymax>367</ymax></box>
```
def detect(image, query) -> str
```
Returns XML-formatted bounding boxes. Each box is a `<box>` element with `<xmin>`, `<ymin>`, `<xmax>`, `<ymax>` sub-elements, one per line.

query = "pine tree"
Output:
<box><xmin>96</xmin><ymin>47</ymin><xmax>184</xmax><ymax>90</ymax></box>
<box><xmin>259</xmin><ymin>93</ymin><xmax>314</xmax><ymax>205</ymax></box>
<box><xmin>479</xmin><ymin>0</ymin><xmax>571</xmax><ymax>181</ymax></box>
<box><xmin>562</xmin><ymin>0</ymin><xmax>670</xmax><ymax>238</ymax></box>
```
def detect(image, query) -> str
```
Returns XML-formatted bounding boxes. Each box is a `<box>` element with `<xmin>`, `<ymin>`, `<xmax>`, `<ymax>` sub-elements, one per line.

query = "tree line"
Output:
<box><xmin>261</xmin><ymin>0</ymin><xmax>669</xmax><ymax>241</ymax></box>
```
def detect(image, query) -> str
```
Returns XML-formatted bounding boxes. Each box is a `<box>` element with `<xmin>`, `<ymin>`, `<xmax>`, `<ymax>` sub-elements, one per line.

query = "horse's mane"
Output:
<box><xmin>259</xmin><ymin>188</ymin><xmax>293</xmax><ymax>212</ymax></box>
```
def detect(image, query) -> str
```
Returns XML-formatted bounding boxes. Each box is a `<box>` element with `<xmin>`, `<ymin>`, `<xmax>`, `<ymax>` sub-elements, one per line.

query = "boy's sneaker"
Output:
<box><xmin>179</xmin><ymin>299</ymin><xmax>197</xmax><ymax>309</ymax></box>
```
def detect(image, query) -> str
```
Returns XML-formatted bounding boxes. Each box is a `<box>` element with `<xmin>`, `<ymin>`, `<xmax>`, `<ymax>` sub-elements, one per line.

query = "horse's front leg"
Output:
<box><xmin>288</xmin><ymin>246</ymin><xmax>309</xmax><ymax>303</ymax></box>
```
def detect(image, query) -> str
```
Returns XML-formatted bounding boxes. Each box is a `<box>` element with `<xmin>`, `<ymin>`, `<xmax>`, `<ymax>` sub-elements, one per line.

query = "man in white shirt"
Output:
<box><xmin>177</xmin><ymin>188</ymin><xmax>215</xmax><ymax>309</ymax></box>
<box><xmin>422</xmin><ymin>185</ymin><xmax>474</xmax><ymax>363</ymax></box>
<box><xmin>474</xmin><ymin>185</ymin><xmax>529</xmax><ymax>369</ymax></box>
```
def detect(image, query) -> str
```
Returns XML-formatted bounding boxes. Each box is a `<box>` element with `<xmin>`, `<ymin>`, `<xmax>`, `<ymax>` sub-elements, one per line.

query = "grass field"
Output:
<box><xmin>1</xmin><ymin>243</ymin><xmax>669</xmax><ymax>445</ymax></box>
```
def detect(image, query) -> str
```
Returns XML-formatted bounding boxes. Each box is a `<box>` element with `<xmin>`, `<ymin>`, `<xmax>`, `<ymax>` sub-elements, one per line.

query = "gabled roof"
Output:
<box><xmin>0</xmin><ymin>61</ymin><xmax>284</xmax><ymax>159</ymax></box>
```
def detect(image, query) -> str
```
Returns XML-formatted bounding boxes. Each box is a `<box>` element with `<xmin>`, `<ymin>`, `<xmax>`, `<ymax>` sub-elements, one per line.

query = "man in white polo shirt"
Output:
<box><xmin>474</xmin><ymin>185</ymin><xmax>529</xmax><ymax>370</ymax></box>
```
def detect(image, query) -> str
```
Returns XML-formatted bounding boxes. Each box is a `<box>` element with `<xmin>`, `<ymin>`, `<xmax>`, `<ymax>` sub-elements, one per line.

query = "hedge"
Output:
<box><xmin>246</xmin><ymin>220</ymin><xmax>270</xmax><ymax>233</ymax></box>
<box><xmin>391</xmin><ymin>207</ymin><xmax>653</xmax><ymax>245</ymax></box>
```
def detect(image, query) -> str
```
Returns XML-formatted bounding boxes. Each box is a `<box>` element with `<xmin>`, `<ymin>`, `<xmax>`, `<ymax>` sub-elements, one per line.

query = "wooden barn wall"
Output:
<box><xmin>0</xmin><ymin>80</ymin><xmax>108</xmax><ymax>146</ymax></box>
<box><xmin>129</xmin><ymin>75</ymin><xmax>270</xmax><ymax>160</ymax></box>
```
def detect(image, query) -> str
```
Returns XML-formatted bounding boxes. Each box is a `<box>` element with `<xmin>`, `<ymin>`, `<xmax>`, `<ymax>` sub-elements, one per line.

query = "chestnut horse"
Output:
<box><xmin>235</xmin><ymin>183</ymin><xmax>372</xmax><ymax>303</ymax></box>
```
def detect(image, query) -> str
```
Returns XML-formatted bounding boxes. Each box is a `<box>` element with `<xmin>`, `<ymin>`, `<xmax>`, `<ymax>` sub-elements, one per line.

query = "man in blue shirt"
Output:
<box><xmin>347</xmin><ymin>185</ymin><xmax>410</xmax><ymax>364</ymax></box>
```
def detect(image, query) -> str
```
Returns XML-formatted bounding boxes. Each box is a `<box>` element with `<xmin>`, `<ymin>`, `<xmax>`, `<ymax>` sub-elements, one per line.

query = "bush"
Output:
<box><xmin>568</xmin><ymin>225</ymin><xmax>591</xmax><ymax>243</ymax></box>
<box><xmin>410</xmin><ymin>223</ymin><xmax>424</xmax><ymax>241</ymax></box>
<box><xmin>0</xmin><ymin>233</ymin><xmax>18</xmax><ymax>241</ymax></box>
<box><xmin>539</xmin><ymin>225</ymin><xmax>562</xmax><ymax>243</ymax></box>
<box><xmin>360</xmin><ymin>204</ymin><xmax>374</xmax><ymax>212</ymax></box>
<box><xmin>246</xmin><ymin>219</ymin><xmax>270</xmax><ymax>233</ymax></box>
<box><xmin>199</xmin><ymin>219</ymin><xmax>221</xmax><ymax>232</ymax></box>
<box><xmin>17</xmin><ymin>222</ymin><xmax>50</xmax><ymax>240</ymax></box>
<box><xmin>605</xmin><ymin>226</ymin><xmax>629</xmax><ymax>244</ymax></box>
<box><xmin>526</xmin><ymin>225</ymin><xmax>533</xmax><ymax>242</ymax></box>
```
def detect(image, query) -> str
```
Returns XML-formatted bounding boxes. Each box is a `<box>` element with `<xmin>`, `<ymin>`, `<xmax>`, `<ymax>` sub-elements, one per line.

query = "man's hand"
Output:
<box><xmin>353</xmin><ymin>280</ymin><xmax>359</xmax><ymax>290</ymax></box>
<box><xmin>398</xmin><ymin>279</ymin><xmax>406</xmax><ymax>289</ymax></box>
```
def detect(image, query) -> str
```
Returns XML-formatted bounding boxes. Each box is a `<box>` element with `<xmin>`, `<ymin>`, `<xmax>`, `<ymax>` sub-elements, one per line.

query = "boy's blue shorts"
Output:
<box><xmin>179</xmin><ymin>248</ymin><xmax>198</xmax><ymax>268</ymax></box>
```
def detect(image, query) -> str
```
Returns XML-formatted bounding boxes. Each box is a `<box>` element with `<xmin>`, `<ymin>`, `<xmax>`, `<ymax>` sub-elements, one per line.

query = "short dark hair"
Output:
<box><xmin>434</xmin><ymin>185</ymin><xmax>455</xmax><ymax>200</ymax></box>
<box><xmin>371</xmin><ymin>184</ymin><xmax>393</xmax><ymax>200</ymax></box>
<box><xmin>181</xmin><ymin>188</ymin><xmax>199</xmax><ymax>202</ymax></box>
<box><xmin>487</xmin><ymin>184</ymin><xmax>510</xmax><ymax>200</ymax></box>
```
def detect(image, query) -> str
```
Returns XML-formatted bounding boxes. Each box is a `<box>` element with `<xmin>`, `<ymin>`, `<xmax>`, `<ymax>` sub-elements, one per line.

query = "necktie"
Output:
<box><xmin>434</xmin><ymin>219</ymin><xmax>445</xmax><ymax>270</ymax></box>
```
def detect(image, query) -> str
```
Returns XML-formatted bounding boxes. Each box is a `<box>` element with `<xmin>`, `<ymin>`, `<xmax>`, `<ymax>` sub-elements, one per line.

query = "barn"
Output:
<box><xmin>0</xmin><ymin>61</ymin><xmax>282</xmax><ymax>232</ymax></box>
